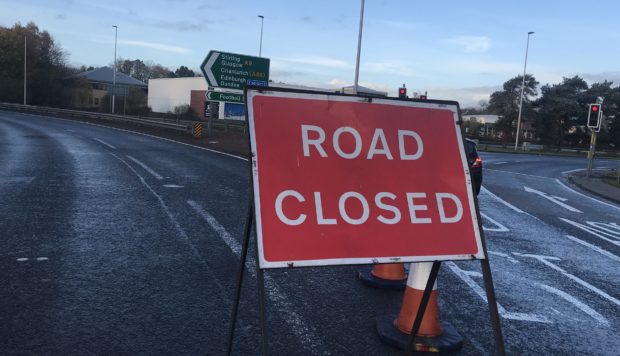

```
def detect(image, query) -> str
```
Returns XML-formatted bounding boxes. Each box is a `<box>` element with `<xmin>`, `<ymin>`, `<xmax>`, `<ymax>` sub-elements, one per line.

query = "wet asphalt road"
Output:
<box><xmin>1</xmin><ymin>111</ymin><xmax>619</xmax><ymax>355</ymax></box>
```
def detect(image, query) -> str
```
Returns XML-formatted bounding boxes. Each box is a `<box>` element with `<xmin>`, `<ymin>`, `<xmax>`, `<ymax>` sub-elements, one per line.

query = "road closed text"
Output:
<box><xmin>275</xmin><ymin>190</ymin><xmax>463</xmax><ymax>226</ymax></box>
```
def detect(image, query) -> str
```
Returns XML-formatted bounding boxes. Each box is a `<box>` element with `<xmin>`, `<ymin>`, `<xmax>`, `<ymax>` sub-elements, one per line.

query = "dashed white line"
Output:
<box><xmin>16</xmin><ymin>258</ymin><xmax>29</xmax><ymax>262</ymax></box>
<box><xmin>36</xmin><ymin>257</ymin><xmax>48</xmax><ymax>261</ymax></box>
<box><xmin>187</xmin><ymin>200</ymin><xmax>325</xmax><ymax>351</ymax></box>
<box><xmin>519</xmin><ymin>254</ymin><xmax>620</xmax><ymax>307</ymax></box>
<box><xmin>163</xmin><ymin>184</ymin><xmax>184</xmax><ymax>188</ymax></box>
<box><xmin>555</xmin><ymin>178</ymin><xmax>620</xmax><ymax>212</ymax></box>
<box><xmin>93</xmin><ymin>138</ymin><xmax>116</xmax><ymax>149</ymax></box>
<box><xmin>485</xmin><ymin>168</ymin><xmax>553</xmax><ymax>180</ymax></box>
<box><xmin>126</xmin><ymin>155</ymin><xmax>163</xmax><ymax>180</ymax></box>
<box><xmin>109</xmin><ymin>153</ymin><xmax>224</xmax><ymax>292</ymax></box>
<box><xmin>537</xmin><ymin>283</ymin><xmax>609</xmax><ymax>326</ymax></box>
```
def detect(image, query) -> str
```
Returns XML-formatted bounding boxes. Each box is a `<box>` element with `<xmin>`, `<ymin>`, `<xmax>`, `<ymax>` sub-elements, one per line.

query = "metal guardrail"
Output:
<box><xmin>0</xmin><ymin>102</ymin><xmax>198</xmax><ymax>136</ymax></box>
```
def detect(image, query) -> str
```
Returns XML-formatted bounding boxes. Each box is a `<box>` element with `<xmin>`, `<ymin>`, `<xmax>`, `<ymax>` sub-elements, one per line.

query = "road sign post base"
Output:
<box><xmin>376</xmin><ymin>314</ymin><xmax>463</xmax><ymax>353</ymax></box>
<box><xmin>357</xmin><ymin>266</ymin><xmax>407</xmax><ymax>290</ymax></box>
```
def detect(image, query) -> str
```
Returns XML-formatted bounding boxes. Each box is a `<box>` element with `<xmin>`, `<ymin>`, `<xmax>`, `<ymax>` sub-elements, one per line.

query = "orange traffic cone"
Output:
<box><xmin>376</xmin><ymin>262</ymin><xmax>463</xmax><ymax>352</ymax></box>
<box><xmin>358</xmin><ymin>263</ymin><xmax>407</xmax><ymax>290</ymax></box>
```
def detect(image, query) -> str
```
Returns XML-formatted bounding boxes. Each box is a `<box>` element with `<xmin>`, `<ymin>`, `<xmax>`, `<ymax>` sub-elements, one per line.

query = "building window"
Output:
<box><xmin>94</xmin><ymin>98</ymin><xmax>99</xmax><ymax>105</ymax></box>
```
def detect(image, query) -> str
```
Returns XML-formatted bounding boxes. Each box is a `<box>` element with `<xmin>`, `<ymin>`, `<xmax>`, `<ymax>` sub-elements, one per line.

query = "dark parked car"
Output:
<box><xmin>464</xmin><ymin>138</ymin><xmax>482</xmax><ymax>195</ymax></box>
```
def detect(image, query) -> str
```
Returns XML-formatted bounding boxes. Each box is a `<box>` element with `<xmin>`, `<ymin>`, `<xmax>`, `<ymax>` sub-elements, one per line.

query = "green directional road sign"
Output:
<box><xmin>201</xmin><ymin>50</ymin><xmax>270</xmax><ymax>90</ymax></box>
<box><xmin>207</xmin><ymin>91</ymin><xmax>244</xmax><ymax>103</ymax></box>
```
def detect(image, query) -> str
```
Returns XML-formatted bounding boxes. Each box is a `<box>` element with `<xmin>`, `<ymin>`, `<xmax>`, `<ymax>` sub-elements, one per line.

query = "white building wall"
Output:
<box><xmin>147</xmin><ymin>77</ymin><xmax>207</xmax><ymax>113</ymax></box>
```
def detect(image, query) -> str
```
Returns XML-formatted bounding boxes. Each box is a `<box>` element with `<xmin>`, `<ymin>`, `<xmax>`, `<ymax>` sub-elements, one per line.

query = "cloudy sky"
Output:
<box><xmin>2</xmin><ymin>0</ymin><xmax>620</xmax><ymax>107</ymax></box>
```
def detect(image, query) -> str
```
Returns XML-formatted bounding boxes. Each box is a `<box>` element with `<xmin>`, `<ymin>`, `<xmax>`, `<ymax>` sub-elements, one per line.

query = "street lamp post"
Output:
<box><xmin>23</xmin><ymin>35</ymin><xmax>27</xmax><ymax>105</ymax></box>
<box><xmin>258</xmin><ymin>15</ymin><xmax>264</xmax><ymax>57</ymax></box>
<box><xmin>353</xmin><ymin>0</ymin><xmax>365</xmax><ymax>94</ymax></box>
<box><xmin>514</xmin><ymin>31</ymin><xmax>534</xmax><ymax>150</ymax></box>
<box><xmin>112</xmin><ymin>25</ymin><xmax>118</xmax><ymax>114</ymax></box>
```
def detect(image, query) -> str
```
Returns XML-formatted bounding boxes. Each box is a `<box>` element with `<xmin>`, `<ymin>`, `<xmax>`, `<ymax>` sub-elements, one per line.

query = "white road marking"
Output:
<box><xmin>537</xmin><ymin>283</ymin><xmax>609</xmax><ymax>326</ymax></box>
<box><xmin>481</xmin><ymin>187</ymin><xmax>541</xmax><ymax>222</ymax></box>
<box><xmin>485</xmin><ymin>168</ymin><xmax>553</xmax><ymax>180</ymax></box>
<box><xmin>481</xmin><ymin>212</ymin><xmax>509</xmax><ymax>232</ymax></box>
<box><xmin>555</xmin><ymin>178</ymin><xmax>620</xmax><ymax>212</ymax></box>
<box><xmin>445</xmin><ymin>262</ymin><xmax>551</xmax><ymax>323</ymax></box>
<box><xmin>560</xmin><ymin>218</ymin><xmax>620</xmax><ymax>246</ymax></box>
<box><xmin>126</xmin><ymin>155</ymin><xmax>163</xmax><ymax>180</ymax></box>
<box><xmin>187</xmin><ymin>200</ymin><xmax>325</xmax><ymax>351</ymax></box>
<box><xmin>524</xmin><ymin>186</ymin><xmax>583</xmax><ymax>213</ymax></box>
<box><xmin>163</xmin><ymin>184</ymin><xmax>184</xmax><ymax>188</ymax></box>
<box><xmin>109</xmin><ymin>153</ymin><xmax>225</xmax><ymax>292</ymax></box>
<box><xmin>36</xmin><ymin>257</ymin><xmax>48</xmax><ymax>261</ymax></box>
<box><xmin>563</xmin><ymin>235</ymin><xmax>620</xmax><ymax>263</ymax></box>
<box><xmin>488</xmin><ymin>251</ymin><xmax>519</xmax><ymax>264</ymax></box>
<box><xmin>93</xmin><ymin>138</ymin><xmax>116</xmax><ymax>149</ymax></box>
<box><xmin>519</xmin><ymin>254</ymin><xmax>620</xmax><ymax>308</ymax></box>
<box><xmin>16</xmin><ymin>258</ymin><xmax>29</xmax><ymax>262</ymax></box>
<box><xmin>493</xmin><ymin>161</ymin><xmax>508</xmax><ymax>165</ymax></box>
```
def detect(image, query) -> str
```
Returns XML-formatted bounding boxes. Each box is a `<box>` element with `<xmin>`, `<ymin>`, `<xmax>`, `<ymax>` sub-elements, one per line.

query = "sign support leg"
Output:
<box><xmin>256</xmin><ymin>250</ymin><xmax>269</xmax><ymax>355</ymax></box>
<box><xmin>226</xmin><ymin>203</ymin><xmax>254</xmax><ymax>356</ymax></box>
<box><xmin>405</xmin><ymin>261</ymin><xmax>441</xmax><ymax>354</ymax></box>
<box><xmin>480</xmin><ymin>258</ymin><xmax>506</xmax><ymax>355</ymax></box>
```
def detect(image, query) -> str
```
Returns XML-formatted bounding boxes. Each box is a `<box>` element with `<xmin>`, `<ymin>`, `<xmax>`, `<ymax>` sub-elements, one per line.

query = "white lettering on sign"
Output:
<box><xmin>407</xmin><ymin>193</ymin><xmax>432</xmax><ymax>224</ymax></box>
<box><xmin>275</xmin><ymin>190</ymin><xmax>306</xmax><ymax>226</ymax></box>
<box><xmin>274</xmin><ymin>190</ymin><xmax>463</xmax><ymax>226</ymax></box>
<box><xmin>301</xmin><ymin>125</ymin><xmax>423</xmax><ymax>160</ymax></box>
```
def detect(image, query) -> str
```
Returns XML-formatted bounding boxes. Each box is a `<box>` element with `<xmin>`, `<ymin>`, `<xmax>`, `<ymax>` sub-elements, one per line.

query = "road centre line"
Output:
<box><xmin>563</xmin><ymin>234</ymin><xmax>620</xmax><ymax>263</ymax></box>
<box><xmin>93</xmin><ymin>138</ymin><xmax>116</xmax><ymax>149</ymax></box>
<box><xmin>518</xmin><ymin>254</ymin><xmax>620</xmax><ymax>308</ymax></box>
<box><xmin>445</xmin><ymin>261</ymin><xmax>551</xmax><ymax>323</ymax></box>
<box><xmin>480</xmin><ymin>212</ymin><xmax>509</xmax><ymax>232</ymax></box>
<box><xmin>537</xmin><ymin>283</ymin><xmax>609</xmax><ymax>326</ymax></box>
<box><xmin>187</xmin><ymin>200</ymin><xmax>324</xmax><ymax>351</ymax></box>
<box><xmin>109</xmin><ymin>153</ymin><xmax>224</xmax><ymax>292</ymax></box>
<box><xmin>126</xmin><ymin>155</ymin><xmax>163</xmax><ymax>180</ymax></box>
<box><xmin>484</xmin><ymin>168</ymin><xmax>553</xmax><ymax>180</ymax></box>
<box><xmin>555</xmin><ymin>178</ymin><xmax>620</xmax><ymax>212</ymax></box>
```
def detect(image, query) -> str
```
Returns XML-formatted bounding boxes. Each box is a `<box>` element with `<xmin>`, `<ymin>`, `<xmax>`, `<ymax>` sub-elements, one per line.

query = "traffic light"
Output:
<box><xmin>398</xmin><ymin>86</ymin><xmax>407</xmax><ymax>99</ymax></box>
<box><xmin>419</xmin><ymin>95</ymin><xmax>428</xmax><ymax>100</ymax></box>
<box><xmin>587</xmin><ymin>103</ymin><xmax>602</xmax><ymax>129</ymax></box>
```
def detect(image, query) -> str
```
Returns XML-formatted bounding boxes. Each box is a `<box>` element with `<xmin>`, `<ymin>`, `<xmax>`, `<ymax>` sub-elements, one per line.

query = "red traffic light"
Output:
<box><xmin>399</xmin><ymin>88</ymin><xmax>406</xmax><ymax>94</ymax></box>
<box><xmin>591</xmin><ymin>106</ymin><xmax>599</xmax><ymax>112</ymax></box>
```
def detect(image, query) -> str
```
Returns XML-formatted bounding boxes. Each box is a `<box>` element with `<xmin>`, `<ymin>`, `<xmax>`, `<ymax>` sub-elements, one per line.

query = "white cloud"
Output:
<box><xmin>274</xmin><ymin>56</ymin><xmax>350</xmax><ymax>69</ymax></box>
<box><xmin>445</xmin><ymin>36</ymin><xmax>492</xmax><ymax>53</ymax></box>
<box><xmin>117</xmin><ymin>40</ymin><xmax>191</xmax><ymax>54</ymax></box>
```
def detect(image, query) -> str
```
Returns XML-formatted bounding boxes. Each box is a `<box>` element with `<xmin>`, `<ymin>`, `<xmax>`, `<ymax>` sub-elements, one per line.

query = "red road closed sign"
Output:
<box><xmin>247</xmin><ymin>89</ymin><xmax>484</xmax><ymax>268</ymax></box>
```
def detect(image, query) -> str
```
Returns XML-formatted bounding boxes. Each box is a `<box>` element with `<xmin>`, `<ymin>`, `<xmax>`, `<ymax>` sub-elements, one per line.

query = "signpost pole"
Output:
<box><xmin>226</xmin><ymin>202</ymin><xmax>254</xmax><ymax>356</ymax></box>
<box><xmin>586</xmin><ymin>131</ymin><xmax>597</xmax><ymax>178</ymax></box>
<box><xmin>256</xmin><ymin>250</ymin><xmax>269</xmax><ymax>356</ymax></box>
<box><xmin>405</xmin><ymin>261</ymin><xmax>441</xmax><ymax>354</ymax></box>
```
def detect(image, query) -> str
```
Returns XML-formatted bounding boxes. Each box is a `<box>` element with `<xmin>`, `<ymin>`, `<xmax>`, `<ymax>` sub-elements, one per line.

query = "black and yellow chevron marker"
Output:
<box><xmin>193</xmin><ymin>123</ymin><xmax>203</xmax><ymax>138</ymax></box>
